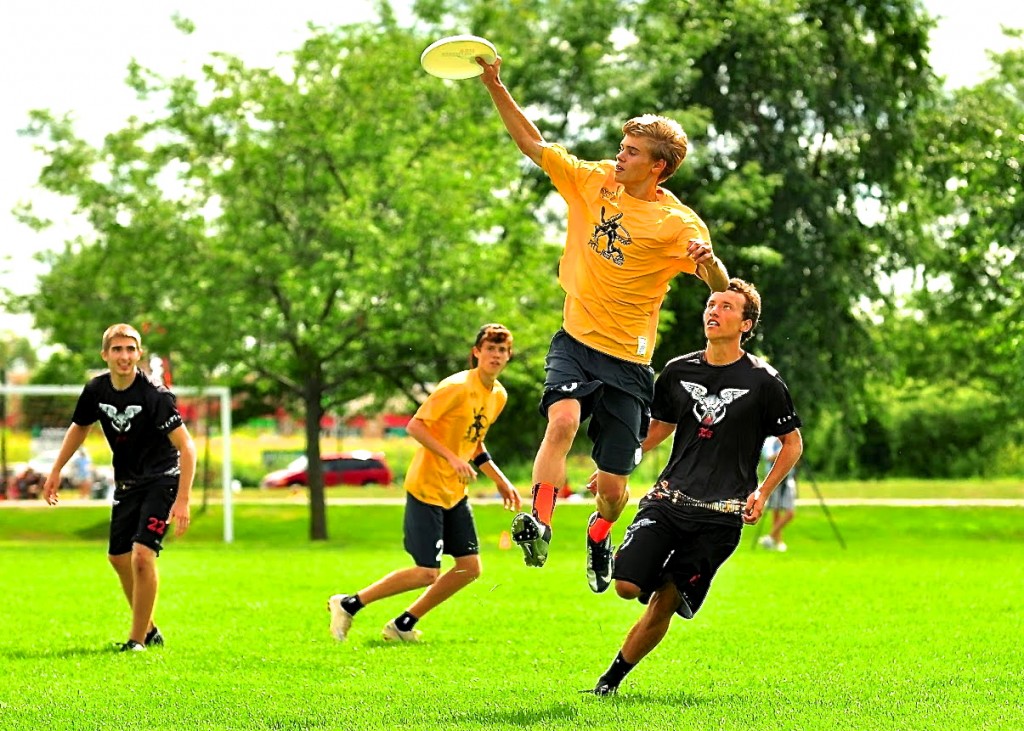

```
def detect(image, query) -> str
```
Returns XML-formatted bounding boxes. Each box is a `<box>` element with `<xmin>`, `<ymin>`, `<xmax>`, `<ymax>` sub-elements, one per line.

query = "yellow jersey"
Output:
<box><xmin>404</xmin><ymin>368</ymin><xmax>508</xmax><ymax>509</ymax></box>
<box><xmin>541</xmin><ymin>144</ymin><xmax>710</xmax><ymax>365</ymax></box>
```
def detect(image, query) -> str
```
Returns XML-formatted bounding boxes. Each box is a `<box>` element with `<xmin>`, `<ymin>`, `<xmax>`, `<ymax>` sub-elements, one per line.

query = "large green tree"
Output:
<box><xmin>18</xmin><ymin>13</ymin><xmax>559</xmax><ymax>538</ymax></box>
<box><xmin>862</xmin><ymin>40</ymin><xmax>1024</xmax><ymax>476</ymax></box>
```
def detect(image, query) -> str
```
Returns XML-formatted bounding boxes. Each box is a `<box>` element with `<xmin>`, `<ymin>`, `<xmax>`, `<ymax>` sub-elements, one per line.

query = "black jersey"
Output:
<box><xmin>71</xmin><ymin>370</ymin><xmax>184</xmax><ymax>484</ymax></box>
<box><xmin>651</xmin><ymin>350</ymin><xmax>801</xmax><ymax>509</ymax></box>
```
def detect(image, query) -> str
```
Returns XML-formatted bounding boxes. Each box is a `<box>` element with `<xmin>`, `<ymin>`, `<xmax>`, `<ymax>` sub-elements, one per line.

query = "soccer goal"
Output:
<box><xmin>0</xmin><ymin>383</ymin><xmax>236</xmax><ymax>542</ymax></box>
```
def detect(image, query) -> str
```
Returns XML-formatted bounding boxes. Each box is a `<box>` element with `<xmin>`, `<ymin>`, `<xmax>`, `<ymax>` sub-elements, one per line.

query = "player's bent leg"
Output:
<box><xmin>613</xmin><ymin>579</ymin><xmax>643</xmax><ymax>601</ymax></box>
<box><xmin>586</xmin><ymin>511</ymin><xmax>615</xmax><ymax>593</ymax></box>
<box><xmin>620</xmin><ymin>583</ymin><xmax>681</xmax><ymax>665</ymax></box>
<box><xmin>587</xmin><ymin>471</ymin><xmax>629</xmax><ymax>593</ymax></box>
<box><xmin>108</xmin><ymin>552</ymin><xmax>134</xmax><ymax>605</ymax></box>
<box><xmin>129</xmin><ymin>543</ymin><xmax>159</xmax><ymax>645</ymax></box>
<box><xmin>594</xmin><ymin>471</ymin><xmax>630</xmax><ymax>522</ymax></box>
<box><xmin>405</xmin><ymin>554</ymin><xmax>481</xmax><ymax>621</ymax></box>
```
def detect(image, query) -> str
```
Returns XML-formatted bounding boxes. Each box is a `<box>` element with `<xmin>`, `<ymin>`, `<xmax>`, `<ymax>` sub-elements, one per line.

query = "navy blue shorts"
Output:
<box><xmin>613</xmin><ymin>494</ymin><xmax>741</xmax><ymax>618</ymax></box>
<box><xmin>108</xmin><ymin>479</ymin><xmax>178</xmax><ymax>556</ymax></box>
<box><xmin>403</xmin><ymin>493</ymin><xmax>479</xmax><ymax>568</ymax></box>
<box><xmin>539</xmin><ymin>330</ymin><xmax>654</xmax><ymax>475</ymax></box>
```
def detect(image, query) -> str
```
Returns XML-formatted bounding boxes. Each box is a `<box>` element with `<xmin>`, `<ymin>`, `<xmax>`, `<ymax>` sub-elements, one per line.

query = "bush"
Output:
<box><xmin>883</xmin><ymin>379</ymin><xmax>1009</xmax><ymax>478</ymax></box>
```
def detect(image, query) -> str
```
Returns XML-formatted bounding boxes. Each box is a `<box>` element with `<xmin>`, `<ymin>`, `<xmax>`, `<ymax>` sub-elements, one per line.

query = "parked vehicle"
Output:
<box><xmin>260</xmin><ymin>451</ymin><xmax>392</xmax><ymax>488</ymax></box>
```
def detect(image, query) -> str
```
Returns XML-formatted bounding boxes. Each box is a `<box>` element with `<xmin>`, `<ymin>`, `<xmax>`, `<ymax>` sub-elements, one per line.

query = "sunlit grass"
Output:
<box><xmin>1</xmin><ymin>503</ymin><xmax>1022</xmax><ymax>730</ymax></box>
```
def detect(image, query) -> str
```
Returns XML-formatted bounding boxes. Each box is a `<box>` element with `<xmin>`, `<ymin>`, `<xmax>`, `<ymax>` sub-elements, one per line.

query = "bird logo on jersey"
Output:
<box><xmin>98</xmin><ymin>403</ymin><xmax>143</xmax><ymax>433</ymax></box>
<box><xmin>679</xmin><ymin>382</ymin><xmax>750</xmax><ymax>426</ymax></box>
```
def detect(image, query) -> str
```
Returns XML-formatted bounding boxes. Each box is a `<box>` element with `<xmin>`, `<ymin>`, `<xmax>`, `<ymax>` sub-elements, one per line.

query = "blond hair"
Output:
<box><xmin>101</xmin><ymin>323</ymin><xmax>143</xmax><ymax>352</ymax></box>
<box><xmin>622</xmin><ymin>115</ymin><xmax>689</xmax><ymax>181</ymax></box>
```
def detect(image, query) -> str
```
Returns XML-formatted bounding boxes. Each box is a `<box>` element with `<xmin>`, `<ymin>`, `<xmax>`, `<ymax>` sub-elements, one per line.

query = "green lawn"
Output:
<box><xmin>1</xmin><ymin>502</ymin><xmax>1021</xmax><ymax>730</ymax></box>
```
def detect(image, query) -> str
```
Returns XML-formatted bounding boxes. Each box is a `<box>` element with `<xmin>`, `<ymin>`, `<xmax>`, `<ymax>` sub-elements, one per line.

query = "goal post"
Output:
<box><xmin>0</xmin><ymin>383</ymin><xmax>235</xmax><ymax>543</ymax></box>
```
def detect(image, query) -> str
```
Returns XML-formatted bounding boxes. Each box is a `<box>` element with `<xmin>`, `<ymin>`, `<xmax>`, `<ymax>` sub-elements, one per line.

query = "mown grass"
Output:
<box><xmin>1</xmin><ymin>503</ymin><xmax>1022</xmax><ymax>730</ymax></box>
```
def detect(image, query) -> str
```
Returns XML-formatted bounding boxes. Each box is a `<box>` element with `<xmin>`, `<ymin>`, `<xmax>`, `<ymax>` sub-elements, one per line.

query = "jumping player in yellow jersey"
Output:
<box><xmin>327</xmin><ymin>324</ymin><xmax>521</xmax><ymax>642</ymax></box>
<box><xmin>478</xmin><ymin>56</ymin><xmax>729</xmax><ymax>591</ymax></box>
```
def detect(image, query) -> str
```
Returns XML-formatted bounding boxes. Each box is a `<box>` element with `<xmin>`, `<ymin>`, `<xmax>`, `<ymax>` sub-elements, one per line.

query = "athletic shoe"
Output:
<box><xmin>119</xmin><ymin>640</ymin><xmax>146</xmax><ymax>653</ymax></box>
<box><xmin>758</xmin><ymin>535</ymin><xmax>776</xmax><ymax>550</ymax></box>
<box><xmin>586</xmin><ymin>511</ymin><xmax>614</xmax><ymax>594</ymax></box>
<box><xmin>144</xmin><ymin>627</ymin><xmax>164</xmax><ymax>647</ymax></box>
<box><xmin>511</xmin><ymin>512</ymin><xmax>551</xmax><ymax>568</ymax></box>
<box><xmin>775</xmin><ymin>541</ymin><xmax>788</xmax><ymax>553</ymax></box>
<box><xmin>382</xmin><ymin>620</ymin><xmax>422</xmax><ymax>643</ymax></box>
<box><xmin>582</xmin><ymin>680</ymin><xmax>618</xmax><ymax>696</ymax></box>
<box><xmin>328</xmin><ymin>594</ymin><xmax>355</xmax><ymax>641</ymax></box>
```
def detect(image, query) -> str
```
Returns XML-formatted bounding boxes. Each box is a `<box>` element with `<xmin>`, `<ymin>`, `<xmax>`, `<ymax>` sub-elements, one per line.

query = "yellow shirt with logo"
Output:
<box><xmin>404</xmin><ymin>368</ymin><xmax>508</xmax><ymax>509</ymax></box>
<box><xmin>541</xmin><ymin>144</ymin><xmax>710</xmax><ymax>365</ymax></box>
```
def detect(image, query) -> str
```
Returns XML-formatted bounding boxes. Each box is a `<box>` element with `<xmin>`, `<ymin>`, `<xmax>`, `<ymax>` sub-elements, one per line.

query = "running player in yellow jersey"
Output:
<box><xmin>478</xmin><ymin>56</ymin><xmax>729</xmax><ymax>592</ymax></box>
<box><xmin>327</xmin><ymin>324</ymin><xmax>521</xmax><ymax>642</ymax></box>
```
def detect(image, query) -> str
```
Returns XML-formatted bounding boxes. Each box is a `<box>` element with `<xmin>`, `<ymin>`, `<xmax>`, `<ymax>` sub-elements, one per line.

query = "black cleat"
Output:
<box><xmin>581</xmin><ymin>680</ymin><xmax>618</xmax><ymax>696</ymax></box>
<box><xmin>586</xmin><ymin>512</ymin><xmax>614</xmax><ymax>593</ymax></box>
<box><xmin>119</xmin><ymin>639</ymin><xmax>146</xmax><ymax>653</ymax></box>
<box><xmin>511</xmin><ymin>513</ymin><xmax>551</xmax><ymax>567</ymax></box>
<box><xmin>144</xmin><ymin>627</ymin><xmax>164</xmax><ymax>647</ymax></box>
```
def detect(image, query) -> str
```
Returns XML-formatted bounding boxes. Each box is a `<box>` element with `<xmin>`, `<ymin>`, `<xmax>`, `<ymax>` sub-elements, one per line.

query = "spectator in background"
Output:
<box><xmin>72</xmin><ymin>447</ymin><xmax>93</xmax><ymax>500</ymax></box>
<box><xmin>759</xmin><ymin>435</ymin><xmax>797</xmax><ymax>552</ymax></box>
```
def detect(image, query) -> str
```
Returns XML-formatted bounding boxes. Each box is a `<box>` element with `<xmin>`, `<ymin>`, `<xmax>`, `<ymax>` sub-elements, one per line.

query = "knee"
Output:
<box><xmin>413</xmin><ymin>566</ymin><xmax>441</xmax><ymax>586</ymax></box>
<box><xmin>595</xmin><ymin>474</ymin><xmax>629</xmax><ymax>517</ymax></box>
<box><xmin>459</xmin><ymin>557</ymin><xmax>482</xmax><ymax>582</ymax></box>
<box><xmin>131</xmin><ymin>545</ymin><xmax>157</xmax><ymax>572</ymax></box>
<box><xmin>545</xmin><ymin>410</ymin><xmax>580</xmax><ymax>444</ymax></box>
<box><xmin>614</xmin><ymin>580</ymin><xmax>642</xmax><ymax>601</ymax></box>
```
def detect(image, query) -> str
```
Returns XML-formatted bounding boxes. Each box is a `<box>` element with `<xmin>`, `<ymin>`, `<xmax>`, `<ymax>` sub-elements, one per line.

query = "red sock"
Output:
<box><xmin>531</xmin><ymin>482</ymin><xmax>556</xmax><ymax>525</ymax></box>
<box><xmin>588</xmin><ymin>516</ymin><xmax>613</xmax><ymax>543</ymax></box>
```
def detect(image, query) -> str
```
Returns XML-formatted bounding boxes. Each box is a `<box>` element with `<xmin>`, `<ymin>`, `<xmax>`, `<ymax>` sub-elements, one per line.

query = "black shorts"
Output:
<box><xmin>539</xmin><ymin>329</ymin><xmax>654</xmax><ymax>476</ymax></box>
<box><xmin>613</xmin><ymin>495</ymin><xmax>741</xmax><ymax>618</ymax></box>
<box><xmin>109</xmin><ymin>478</ymin><xmax>178</xmax><ymax>556</ymax></box>
<box><xmin>403</xmin><ymin>493</ymin><xmax>479</xmax><ymax>568</ymax></box>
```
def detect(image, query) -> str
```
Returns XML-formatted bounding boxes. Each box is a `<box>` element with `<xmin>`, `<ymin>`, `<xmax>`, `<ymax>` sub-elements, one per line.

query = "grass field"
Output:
<box><xmin>1</xmin><ymin>502</ymin><xmax>1022</xmax><ymax>730</ymax></box>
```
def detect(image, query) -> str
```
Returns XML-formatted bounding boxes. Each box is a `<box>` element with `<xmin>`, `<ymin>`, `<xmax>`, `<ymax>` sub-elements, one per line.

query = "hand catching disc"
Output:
<box><xmin>420</xmin><ymin>35</ymin><xmax>497</xmax><ymax>80</ymax></box>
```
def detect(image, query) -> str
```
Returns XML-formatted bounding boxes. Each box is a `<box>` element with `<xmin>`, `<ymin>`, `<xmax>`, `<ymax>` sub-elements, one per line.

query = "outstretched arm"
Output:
<box><xmin>477</xmin><ymin>56</ymin><xmax>546</xmax><ymax>166</ymax></box>
<box><xmin>687</xmin><ymin>239</ymin><xmax>729</xmax><ymax>292</ymax></box>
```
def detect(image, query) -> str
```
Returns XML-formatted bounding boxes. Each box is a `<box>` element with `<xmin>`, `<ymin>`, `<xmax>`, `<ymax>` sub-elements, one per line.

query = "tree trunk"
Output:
<box><xmin>304</xmin><ymin>374</ymin><xmax>328</xmax><ymax>541</ymax></box>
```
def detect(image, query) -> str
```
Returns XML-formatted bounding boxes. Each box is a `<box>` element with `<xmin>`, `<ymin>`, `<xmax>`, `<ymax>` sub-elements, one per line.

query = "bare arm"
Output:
<box><xmin>744</xmin><ymin>428</ymin><xmax>803</xmax><ymax>524</ymax></box>
<box><xmin>642</xmin><ymin>419</ymin><xmax>677</xmax><ymax>453</ymax></box>
<box><xmin>686</xmin><ymin>239</ymin><xmax>729</xmax><ymax>293</ymax></box>
<box><xmin>407</xmin><ymin>417</ymin><xmax>476</xmax><ymax>483</ymax></box>
<box><xmin>42</xmin><ymin>423</ymin><xmax>92</xmax><ymax>505</ymax></box>
<box><xmin>477</xmin><ymin>56</ymin><xmax>546</xmax><ymax>165</ymax></box>
<box><xmin>475</xmin><ymin>444</ymin><xmax>522</xmax><ymax>512</ymax></box>
<box><xmin>168</xmin><ymin>424</ymin><xmax>197</xmax><ymax>536</ymax></box>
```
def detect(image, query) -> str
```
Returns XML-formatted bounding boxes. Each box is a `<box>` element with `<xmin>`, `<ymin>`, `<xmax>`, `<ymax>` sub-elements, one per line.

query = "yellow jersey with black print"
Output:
<box><xmin>541</xmin><ymin>143</ymin><xmax>710</xmax><ymax>365</ymax></box>
<box><xmin>404</xmin><ymin>368</ymin><xmax>507</xmax><ymax>509</ymax></box>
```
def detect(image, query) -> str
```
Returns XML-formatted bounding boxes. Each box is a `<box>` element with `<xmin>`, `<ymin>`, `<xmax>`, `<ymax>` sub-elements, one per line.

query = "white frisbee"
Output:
<box><xmin>420</xmin><ymin>34</ymin><xmax>497</xmax><ymax>80</ymax></box>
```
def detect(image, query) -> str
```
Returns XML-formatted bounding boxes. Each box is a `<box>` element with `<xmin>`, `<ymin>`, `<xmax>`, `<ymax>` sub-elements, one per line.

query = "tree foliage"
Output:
<box><xmin>17</xmin><ymin>14</ymin><xmax>560</xmax><ymax>538</ymax></box>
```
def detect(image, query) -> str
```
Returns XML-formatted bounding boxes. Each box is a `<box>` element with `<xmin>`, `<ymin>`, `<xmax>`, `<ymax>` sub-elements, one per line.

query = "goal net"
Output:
<box><xmin>0</xmin><ymin>383</ymin><xmax>235</xmax><ymax>542</ymax></box>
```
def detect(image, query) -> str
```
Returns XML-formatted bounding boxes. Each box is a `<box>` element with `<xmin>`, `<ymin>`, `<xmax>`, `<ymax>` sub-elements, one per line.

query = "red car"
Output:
<box><xmin>260</xmin><ymin>450</ymin><xmax>392</xmax><ymax>488</ymax></box>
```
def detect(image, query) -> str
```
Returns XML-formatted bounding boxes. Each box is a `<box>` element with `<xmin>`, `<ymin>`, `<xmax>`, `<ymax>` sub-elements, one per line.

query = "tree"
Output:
<box><xmin>863</xmin><ymin>39</ymin><xmax>1024</xmax><ymax>476</ymax></box>
<box><xmin>18</xmin><ymin>12</ymin><xmax>559</xmax><ymax>538</ymax></box>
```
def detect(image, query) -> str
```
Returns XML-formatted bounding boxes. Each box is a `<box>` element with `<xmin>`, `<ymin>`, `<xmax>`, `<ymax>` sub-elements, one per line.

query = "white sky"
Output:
<box><xmin>2</xmin><ymin>0</ymin><xmax>1023</xmax><ymax>342</ymax></box>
